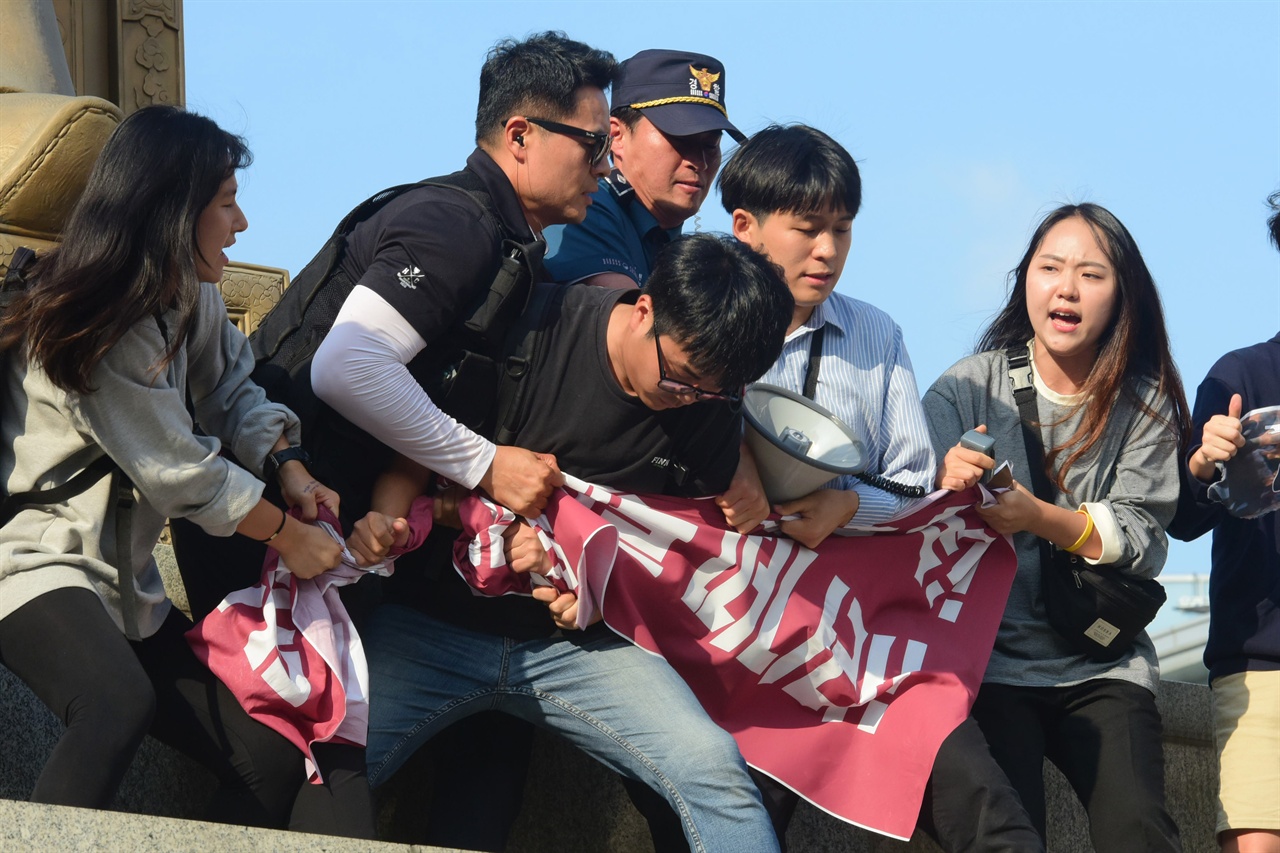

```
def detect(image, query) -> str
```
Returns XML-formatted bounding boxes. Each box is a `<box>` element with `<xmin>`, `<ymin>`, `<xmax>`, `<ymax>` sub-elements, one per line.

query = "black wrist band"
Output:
<box><xmin>253</xmin><ymin>509</ymin><xmax>288</xmax><ymax>543</ymax></box>
<box><xmin>264</xmin><ymin>445</ymin><xmax>311</xmax><ymax>481</ymax></box>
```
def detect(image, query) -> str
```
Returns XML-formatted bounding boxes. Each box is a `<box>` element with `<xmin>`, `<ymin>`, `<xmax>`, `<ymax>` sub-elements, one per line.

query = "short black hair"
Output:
<box><xmin>610</xmin><ymin>105</ymin><xmax>644</xmax><ymax>131</ymax></box>
<box><xmin>475</xmin><ymin>32</ymin><xmax>616</xmax><ymax>144</ymax></box>
<box><xmin>646</xmin><ymin>233</ymin><xmax>793</xmax><ymax>391</ymax></box>
<box><xmin>718</xmin><ymin>124</ymin><xmax>861</xmax><ymax>219</ymax></box>
<box><xmin>1268</xmin><ymin>190</ymin><xmax>1280</xmax><ymax>252</ymax></box>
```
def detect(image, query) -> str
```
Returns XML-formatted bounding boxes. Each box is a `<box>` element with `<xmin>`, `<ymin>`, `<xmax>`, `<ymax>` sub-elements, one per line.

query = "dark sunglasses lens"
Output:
<box><xmin>591</xmin><ymin>135</ymin><xmax>610</xmax><ymax>166</ymax></box>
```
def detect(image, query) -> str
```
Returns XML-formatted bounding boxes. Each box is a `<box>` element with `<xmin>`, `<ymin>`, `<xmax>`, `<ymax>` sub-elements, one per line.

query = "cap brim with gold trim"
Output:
<box><xmin>612</xmin><ymin>49</ymin><xmax>746</xmax><ymax>144</ymax></box>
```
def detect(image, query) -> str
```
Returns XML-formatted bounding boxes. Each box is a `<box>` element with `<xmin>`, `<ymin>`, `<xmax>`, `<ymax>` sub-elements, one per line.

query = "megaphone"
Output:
<box><xmin>742</xmin><ymin>384</ymin><xmax>865</xmax><ymax>503</ymax></box>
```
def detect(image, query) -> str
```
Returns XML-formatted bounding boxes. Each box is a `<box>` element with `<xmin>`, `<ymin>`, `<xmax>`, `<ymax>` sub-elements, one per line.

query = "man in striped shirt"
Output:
<box><xmin>722</xmin><ymin>124</ymin><xmax>935</xmax><ymax>547</ymax></box>
<box><xmin>720</xmin><ymin>124</ymin><xmax>1044</xmax><ymax>853</ymax></box>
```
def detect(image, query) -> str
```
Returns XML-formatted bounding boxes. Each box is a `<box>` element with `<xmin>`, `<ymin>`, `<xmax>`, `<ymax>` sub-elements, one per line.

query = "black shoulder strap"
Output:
<box><xmin>0</xmin><ymin>248</ymin><xmax>112</xmax><ymax>521</ymax></box>
<box><xmin>801</xmin><ymin>324</ymin><xmax>826</xmax><ymax>401</ymax></box>
<box><xmin>1005</xmin><ymin>343</ymin><xmax>1054</xmax><ymax>501</ymax></box>
<box><xmin>0</xmin><ymin>460</ymin><xmax>137</xmax><ymax>638</ymax></box>
<box><xmin>2</xmin><ymin>246</ymin><xmax>37</xmax><ymax>295</ymax></box>
<box><xmin>418</xmin><ymin>170</ymin><xmax>503</xmax><ymax>239</ymax></box>
<box><xmin>800</xmin><ymin>321</ymin><xmax>924</xmax><ymax>499</ymax></box>
<box><xmin>425</xmin><ymin>172</ymin><xmax>547</xmax><ymax>346</ymax></box>
<box><xmin>250</xmin><ymin>181</ymin><xmax>427</xmax><ymax>363</ymax></box>
<box><xmin>112</xmin><ymin>469</ymin><xmax>139</xmax><ymax>639</ymax></box>
<box><xmin>2</xmin><ymin>245</ymin><xmax>38</xmax><ymax>322</ymax></box>
<box><xmin>379</xmin><ymin>173</ymin><xmax>546</xmax><ymax>348</ymax></box>
<box><xmin>252</xmin><ymin>171</ymin><xmax>531</xmax><ymax>364</ymax></box>
<box><xmin>0</xmin><ymin>454</ymin><xmax>116</xmax><ymax>526</ymax></box>
<box><xmin>1005</xmin><ymin>343</ymin><xmax>1060</xmax><ymax>571</ymax></box>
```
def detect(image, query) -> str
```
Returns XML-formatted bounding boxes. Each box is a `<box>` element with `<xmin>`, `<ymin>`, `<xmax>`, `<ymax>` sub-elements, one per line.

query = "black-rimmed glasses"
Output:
<box><xmin>654</xmin><ymin>334</ymin><xmax>741</xmax><ymax>403</ymax></box>
<box><xmin>527</xmin><ymin>117</ymin><xmax>611</xmax><ymax>167</ymax></box>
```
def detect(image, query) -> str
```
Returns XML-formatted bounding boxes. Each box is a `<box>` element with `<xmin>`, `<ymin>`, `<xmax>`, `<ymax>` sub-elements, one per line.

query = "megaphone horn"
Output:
<box><xmin>742</xmin><ymin>384</ymin><xmax>866</xmax><ymax>504</ymax></box>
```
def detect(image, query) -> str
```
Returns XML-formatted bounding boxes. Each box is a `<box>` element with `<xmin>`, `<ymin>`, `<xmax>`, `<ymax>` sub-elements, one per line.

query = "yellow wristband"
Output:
<box><xmin>1064</xmin><ymin>508</ymin><xmax>1094</xmax><ymax>553</ymax></box>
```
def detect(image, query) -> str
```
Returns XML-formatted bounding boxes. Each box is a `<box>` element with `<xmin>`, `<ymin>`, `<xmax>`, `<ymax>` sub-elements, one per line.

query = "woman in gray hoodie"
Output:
<box><xmin>923</xmin><ymin>203</ymin><xmax>1190</xmax><ymax>852</ymax></box>
<box><xmin>0</xmin><ymin>106</ymin><xmax>372</xmax><ymax>836</ymax></box>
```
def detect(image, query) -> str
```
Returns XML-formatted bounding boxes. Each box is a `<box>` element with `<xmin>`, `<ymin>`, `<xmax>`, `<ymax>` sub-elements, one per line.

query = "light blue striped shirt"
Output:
<box><xmin>755</xmin><ymin>293</ymin><xmax>936</xmax><ymax>525</ymax></box>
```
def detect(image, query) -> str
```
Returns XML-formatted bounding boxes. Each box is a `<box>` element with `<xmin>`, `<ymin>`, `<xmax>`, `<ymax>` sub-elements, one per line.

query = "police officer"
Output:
<box><xmin>546</xmin><ymin>49</ymin><xmax>746</xmax><ymax>288</ymax></box>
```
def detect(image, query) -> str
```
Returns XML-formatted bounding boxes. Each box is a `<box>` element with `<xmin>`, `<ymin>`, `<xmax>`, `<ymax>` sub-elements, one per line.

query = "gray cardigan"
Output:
<box><xmin>922</xmin><ymin>344</ymin><xmax>1180</xmax><ymax>692</ymax></box>
<box><xmin>0</xmin><ymin>282</ymin><xmax>300</xmax><ymax>639</ymax></box>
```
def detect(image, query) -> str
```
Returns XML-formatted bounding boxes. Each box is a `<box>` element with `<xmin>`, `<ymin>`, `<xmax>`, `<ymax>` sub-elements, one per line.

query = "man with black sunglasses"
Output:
<box><xmin>313</xmin><ymin>32</ymin><xmax>617</xmax><ymax>523</ymax></box>
<box><xmin>546</xmin><ymin>49</ymin><xmax>745</xmax><ymax>290</ymax></box>
<box><xmin>304</xmin><ymin>32</ymin><xmax>617</xmax><ymax>849</ymax></box>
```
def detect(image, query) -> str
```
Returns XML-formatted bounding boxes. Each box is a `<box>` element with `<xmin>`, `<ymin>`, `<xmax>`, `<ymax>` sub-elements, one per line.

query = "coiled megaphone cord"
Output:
<box><xmin>854</xmin><ymin>473</ymin><xmax>926</xmax><ymax>499</ymax></box>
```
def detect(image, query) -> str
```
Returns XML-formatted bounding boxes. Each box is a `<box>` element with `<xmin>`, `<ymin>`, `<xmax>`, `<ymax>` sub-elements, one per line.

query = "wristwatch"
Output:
<box><xmin>263</xmin><ymin>445</ymin><xmax>311</xmax><ymax>481</ymax></box>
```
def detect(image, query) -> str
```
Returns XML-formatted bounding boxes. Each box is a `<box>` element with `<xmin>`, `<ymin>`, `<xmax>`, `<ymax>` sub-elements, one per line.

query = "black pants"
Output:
<box><xmin>972</xmin><ymin>679</ymin><xmax>1181</xmax><ymax>853</ymax></box>
<box><xmin>634</xmin><ymin>715</ymin><xmax>1042</xmax><ymax>853</ymax></box>
<box><xmin>0</xmin><ymin>587</ymin><xmax>374</xmax><ymax>837</ymax></box>
<box><xmin>917</xmin><ymin>716</ymin><xmax>1044</xmax><ymax>853</ymax></box>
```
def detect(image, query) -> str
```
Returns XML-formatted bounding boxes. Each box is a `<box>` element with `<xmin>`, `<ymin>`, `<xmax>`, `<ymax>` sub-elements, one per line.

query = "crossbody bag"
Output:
<box><xmin>1005</xmin><ymin>344</ymin><xmax>1165</xmax><ymax>662</ymax></box>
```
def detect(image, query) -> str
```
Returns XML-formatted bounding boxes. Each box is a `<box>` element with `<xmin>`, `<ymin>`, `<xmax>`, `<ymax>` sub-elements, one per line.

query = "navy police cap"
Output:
<box><xmin>612</xmin><ymin>49</ymin><xmax>745</xmax><ymax>143</ymax></box>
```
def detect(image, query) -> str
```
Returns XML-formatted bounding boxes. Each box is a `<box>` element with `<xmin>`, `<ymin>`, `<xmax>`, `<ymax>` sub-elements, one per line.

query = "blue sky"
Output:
<box><xmin>185</xmin><ymin>0</ymin><xmax>1280</xmax><ymax>603</ymax></box>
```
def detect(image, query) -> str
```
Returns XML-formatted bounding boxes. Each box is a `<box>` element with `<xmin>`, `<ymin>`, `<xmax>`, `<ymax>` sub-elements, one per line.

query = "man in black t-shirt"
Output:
<box><xmin>351</xmin><ymin>234</ymin><xmax>795</xmax><ymax>852</ymax></box>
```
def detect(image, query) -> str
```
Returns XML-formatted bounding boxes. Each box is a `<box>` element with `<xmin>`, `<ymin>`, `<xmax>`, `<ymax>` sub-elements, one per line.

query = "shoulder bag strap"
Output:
<box><xmin>0</xmin><ymin>454</ymin><xmax>118</xmax><ymax>527</ymax></box>
<box><xmin>113</xmin><ymin>469</ymin><xmax>139</xmax><ymax>640</ymax></box>
<box><xmin>1005</xmin><ymin>343</ymin><xmax>1056</xmax><ymax>568</ymax></box>
<box><xmin>1005</xmin><ymin>343</ymin><xmax>1054</xmax><ymax>500</ymax></box>
<box><xmin>800</xmin><ymin>324</ymin><xmax>826</xmax><ymax>401</ymax></box>
<box><xmin>800</xmin><ymin>322</ymin><xmax>924</xmax><ymax>499</ymax></box>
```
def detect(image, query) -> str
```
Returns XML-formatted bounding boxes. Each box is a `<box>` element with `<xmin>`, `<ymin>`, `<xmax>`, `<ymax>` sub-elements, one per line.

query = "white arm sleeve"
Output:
<box><xmin>311</xmin><ymin>285</ymin><xmax>496</xmax><ymax>488</ymax></box>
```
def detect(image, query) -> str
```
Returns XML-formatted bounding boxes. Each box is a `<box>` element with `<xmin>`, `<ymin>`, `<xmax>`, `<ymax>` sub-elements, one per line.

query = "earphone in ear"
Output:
<box><xmin>515</xmin><ymin>134</ymin><xmax>525</xmax><ymax>146</ymax></box>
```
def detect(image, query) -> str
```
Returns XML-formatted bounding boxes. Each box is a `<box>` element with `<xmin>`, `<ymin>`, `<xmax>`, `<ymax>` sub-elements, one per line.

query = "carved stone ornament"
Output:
<box><xmin>119</xmin><ymin>0</ymin><xmax>184</xmax><ymax>111</ymax></box>
<box><xmin>217</xmin><ymin>262</ymin><xmax>289</xmax><ymax>336</ymax></box>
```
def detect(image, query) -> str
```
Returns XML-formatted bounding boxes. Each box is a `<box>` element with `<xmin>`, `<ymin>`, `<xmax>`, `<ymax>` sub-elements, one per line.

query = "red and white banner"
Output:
<box><xmin>186</xmin><ymin>506</ymin><xmax>399</xmax><ymax>782</ymax></box>
<box><xmin>453</xmin><ymin>476</ymin><xmax>1016</xmax><ymax>840</ymax></box>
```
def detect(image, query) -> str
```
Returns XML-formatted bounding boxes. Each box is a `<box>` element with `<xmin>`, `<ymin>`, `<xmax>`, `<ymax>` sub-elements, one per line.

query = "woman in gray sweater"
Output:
<box><xmin>0</xmin><ymin>106</ymin><xmax>372</xmax><ymax>835</ymax></box>
<box><xmin>923</xmin><ymin>203</ymin><xmax>1190</xmax><ymax>851</ymax></box>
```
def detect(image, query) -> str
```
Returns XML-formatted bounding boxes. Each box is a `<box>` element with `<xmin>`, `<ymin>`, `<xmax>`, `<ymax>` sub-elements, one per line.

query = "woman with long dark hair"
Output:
<box><xmin>0</xmin><ymin>105</ymin><xmax>372</xmax><ymax>836</ymax></box>
<box><xmin>924</xmin><ymin>203</ymin><xmax>1189</xmax><ymax>851</ymax></box>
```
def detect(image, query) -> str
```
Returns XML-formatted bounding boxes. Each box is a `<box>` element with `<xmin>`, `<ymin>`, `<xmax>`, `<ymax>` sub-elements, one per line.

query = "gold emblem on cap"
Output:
<box><xmin>689</xmin><ymin>65</ymin><xmax>721</xmax><ymax>93</ymax></box>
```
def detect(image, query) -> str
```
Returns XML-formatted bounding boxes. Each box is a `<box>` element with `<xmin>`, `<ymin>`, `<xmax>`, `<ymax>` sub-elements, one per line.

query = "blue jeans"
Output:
<box><xmin>365</xmin><ymin>604</ymin><xmax>779</xmax><ymax>853</ymax></box>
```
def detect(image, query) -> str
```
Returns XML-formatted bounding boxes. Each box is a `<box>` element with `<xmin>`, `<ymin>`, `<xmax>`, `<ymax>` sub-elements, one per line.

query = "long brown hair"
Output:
<box><xmin>0</xmin><ymin>106</ymin><xmax>251</xmax><ymax>394</ymax></box>
<box><xmin>977</xmin><ymin>203</ymin><xmax>1191</xmax><ymax>491</ymax></box>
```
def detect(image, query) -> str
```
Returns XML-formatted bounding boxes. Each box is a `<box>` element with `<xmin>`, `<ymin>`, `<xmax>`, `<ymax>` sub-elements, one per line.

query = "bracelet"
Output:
<box><xmin>253</xmin><ymin>509</ymin><xmax>288</xmax><ymax>544</ymax></box>
<box><xmin>1064</xmin><ymin>508</ymin><xmax>1094</xmax><ymax>553</ymax></box>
